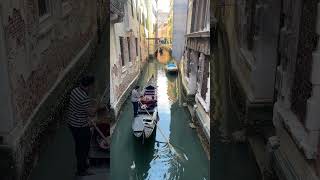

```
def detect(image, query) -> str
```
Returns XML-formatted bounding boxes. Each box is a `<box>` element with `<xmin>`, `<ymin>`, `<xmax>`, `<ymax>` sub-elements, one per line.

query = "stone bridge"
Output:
<box><xmin>154</xmin><ymin>43</ymin><xmax>172</xmax><ymax>54</ymax></box>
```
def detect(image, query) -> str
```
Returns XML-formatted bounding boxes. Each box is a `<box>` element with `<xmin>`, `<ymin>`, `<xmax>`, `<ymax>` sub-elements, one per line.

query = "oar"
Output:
<box><xmin>88</xmin><ymin>86</ymin><xmax>110</xmax><ymax>148</ymax></box>
<box><xmin>138</xmin><ymin>100</ymin><xmax>184</xmax><ymax>160</ymax></box>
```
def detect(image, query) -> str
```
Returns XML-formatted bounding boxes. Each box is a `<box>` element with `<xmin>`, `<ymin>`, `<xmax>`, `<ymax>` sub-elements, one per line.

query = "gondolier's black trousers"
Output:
<box><xmin>132</xmin><ymin>101</ymin><xmax>139</xmax><ymax>117</ymax></box>
<box><xmin>69</xmin><ymin>125</ymin><xmax>91</xmax><ymax>173</ymax></box>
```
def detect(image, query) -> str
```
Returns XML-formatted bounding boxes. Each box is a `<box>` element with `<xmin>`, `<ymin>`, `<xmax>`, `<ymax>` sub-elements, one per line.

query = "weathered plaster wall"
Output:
<box><xmin>0</xmin><ymin>0</ymin><xmax>100</xmax><ymax>179</ymax></box>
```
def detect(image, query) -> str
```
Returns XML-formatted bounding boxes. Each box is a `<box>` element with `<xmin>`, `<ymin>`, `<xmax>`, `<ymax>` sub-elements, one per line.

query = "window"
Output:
<box><xmin>201</xmin><ymin>56</ymin><xmax>210</xmax><ymax>100</ymax></box>
<box><xmin>127</xmin><ymin>37</ymin><xmax>131</xmax><ymax>62</ymax></box>
<box><xmin>201</xmin><ymin>0</ymin><xmax>208</xmax><ymax>30</ymax></box>
<box><xmin>137</xmin><ymin>8</ymin><xmax>139</xmax><ymax>21</ymax></box>
<box><xmin>38</xmin><ymin>0</ymin><xmax>49</xmax><ymax>17</ymax></box>
<box><xmin>153</xmin><ymin>7</ymin><xmax>157</xmax><ymax>17</ymax></box>
<box><xmin>136</xmin><ymin>1</ymin><xmax>139</xmax><ymax>21</ymax></box>
<box><xmin>236</xmin><ymin>0</ymin><xmax>256</xmax><ymax>50</ymax></box>
<box><xmin>131</xmin><ymin>0</ymin><xmax>134</xmax><ymax>17</ymax></box>
<box><xmin>119</xmin><ymin>37</ymin><xmax>125</xmax><ymax>66</ymax></box>
<box><xmin>135</xmin><ymin>38</ymin><xmax>138</xmax><ymax>57</ymax></box>
<box><xmin>142</xmin><ymin>15</ymin><xmax>144</xmax><ymax>25</ymax></box>
<box><xmin>190</xmin><ymin>0</ymin><xmax>197</xmax><ymax>32</ymax></box>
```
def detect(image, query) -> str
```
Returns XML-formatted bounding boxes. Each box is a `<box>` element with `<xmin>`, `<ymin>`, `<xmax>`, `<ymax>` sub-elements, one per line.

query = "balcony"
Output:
<box><xmin>111</xmin><ymin>0</ymin><xmax>126</xmax><ymax>23</ymax></box>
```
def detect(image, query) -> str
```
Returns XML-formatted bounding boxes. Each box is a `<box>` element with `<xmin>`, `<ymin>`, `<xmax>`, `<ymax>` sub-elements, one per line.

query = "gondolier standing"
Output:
<box><xmin>131</xmin><ymin>86</ymin><xmax>143</xmax><ymax>117</ymax></box>
<box><xmin>66</xmin><ymin>75</ymin><xmax>98</xmax><ymax>176</ymax></box>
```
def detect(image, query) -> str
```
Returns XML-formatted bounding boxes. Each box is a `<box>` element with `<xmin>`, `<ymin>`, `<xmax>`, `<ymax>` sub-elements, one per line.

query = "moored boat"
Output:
<box><xmin>165</xmin><ymin>62</ymin><xmax>178</xmax><ymax>73</ymax></box>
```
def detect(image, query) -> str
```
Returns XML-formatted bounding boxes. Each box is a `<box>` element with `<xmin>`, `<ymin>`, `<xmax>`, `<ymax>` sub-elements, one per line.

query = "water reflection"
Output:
<box><xmin>156</xmin><ymin>49</ymin><xmax>171</xmax><ymax>64</ymax></box>
<box><xmin>110</xmin><ymin>51</ymin><xmax>209</xmax><ymax>180</ymax></box>
<box><xmin>166</xmin><ymin>73</ymin><xmax>178</xmax><ymax>103</ymax></box>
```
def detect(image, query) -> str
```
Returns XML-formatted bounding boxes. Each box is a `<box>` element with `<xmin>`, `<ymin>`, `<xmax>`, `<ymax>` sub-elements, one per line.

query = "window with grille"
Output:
<box><xmin>38</xmin><ymin>0</ymin><xmax>48</xmax><ymax>17</ymax></box>
<box><xmin>120</xmin><ymin>37</ymin><xmax>125</xmax><ymax>66</ymax></box>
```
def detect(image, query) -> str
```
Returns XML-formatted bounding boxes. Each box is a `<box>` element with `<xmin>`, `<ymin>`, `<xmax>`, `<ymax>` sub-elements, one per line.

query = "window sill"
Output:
<box><xmin>122</xmin><ymin>66</ymin><xmax>127</xmax><ymax>73</ymax></box>
<box><xmin>39</xmin><ymin>14</ymin><xmax>51</xmax><ymax>24</ymax></box>
<box><xmin>274</xmin><ymin>102</ymin><xmax>317</xmax><ymax>159</ymax></box>
<box><xmin>38</xmin><ymin>14</ymin><xmax>53</xmax><ymax>38</ymax></box>
<box><xmin>239</xmin><ymin>48</ymin><xmax>255</xmax><ymax>70</ymax></box>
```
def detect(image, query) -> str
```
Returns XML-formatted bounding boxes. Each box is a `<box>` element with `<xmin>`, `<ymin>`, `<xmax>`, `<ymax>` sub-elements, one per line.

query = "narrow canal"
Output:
<box><xmin>110</xmin><ymin>49</ymin><xmax>209</xmax><ymax>180</ymax></box>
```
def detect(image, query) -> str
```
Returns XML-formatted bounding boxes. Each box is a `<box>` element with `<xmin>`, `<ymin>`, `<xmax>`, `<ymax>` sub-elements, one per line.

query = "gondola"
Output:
<box><xmin>132</xmin><ymin>76</ymin><xmax>158</xmax><ymax>141</ymax></box>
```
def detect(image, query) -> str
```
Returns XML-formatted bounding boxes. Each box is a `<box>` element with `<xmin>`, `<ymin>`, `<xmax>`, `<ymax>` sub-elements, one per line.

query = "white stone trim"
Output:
<box><xmin>195</xmin><ymin>100</ymin><xmax>210</xmax><ymax>141</ymax></box>
<box><xmin>39</xmin><ymin>0</ymin><xmax>53</xmax><ymax>23</ymax></box>
<box><xmin>205</xmin><ymin>76</ymin><xmax>210</xmax><ymax>111</ymax></box>
<box><xmin>273</xmin><ymin>102</ymin><xmax>319</xmax><ymax>159</ymax></box>
<box><xmin>121</xmin><ymin>66</ymin><xmax>127</xmax><ymax>73</ymax></box>
<box><xmin>272</xmin><ymin>125</ymin><xmax>319</xmax><ymax>180</ymax></box>
<box><xmin>196</xmin><ymin>93</ymin><xmax>209</xmax><ymax>113</ymax></box>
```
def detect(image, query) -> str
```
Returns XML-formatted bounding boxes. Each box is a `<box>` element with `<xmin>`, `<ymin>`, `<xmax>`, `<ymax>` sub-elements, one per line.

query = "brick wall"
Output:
<box><xmin>8</xmin><ymin>31</ymin><xmax>94</xmax><ymax>123</ymax></box>
<box><xmin>4</xmin><ymin>0</ymin><xmax>97</xmax><ymax>124</ymax></box>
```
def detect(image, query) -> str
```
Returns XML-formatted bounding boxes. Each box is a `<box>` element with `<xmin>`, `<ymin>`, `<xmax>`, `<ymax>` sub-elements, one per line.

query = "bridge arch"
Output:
<box><xmin>154</xmin><ymin>44</ymin><xmax>172</xmax><ymax>56</ymax></box>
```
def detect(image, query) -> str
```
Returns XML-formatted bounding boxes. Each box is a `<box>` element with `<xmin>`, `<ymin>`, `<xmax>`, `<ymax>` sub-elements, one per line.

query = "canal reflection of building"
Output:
<box><xmin>131</xmin><ymin>133</ymin><xmax>156</xmax><ymax>179</ymax></box>
<box><xmin>157</xmin><ymin>49</ymin><xmax>171</xmax><ymax>64</ymax></box>
<box><xmin>166</xmin><ymin>73</ymin><xmax>178</xmax><ymax>103</ymax></box>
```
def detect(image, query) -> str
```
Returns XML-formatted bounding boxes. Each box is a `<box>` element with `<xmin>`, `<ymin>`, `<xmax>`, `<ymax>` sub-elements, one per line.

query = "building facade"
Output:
<box><xmin>157</xmin><ymin>11</ymin><xmax>169</xmax><ymax>26</ymax></box>
<box><xmin>0</xmin><ymin>0</ymin><xmax>103</xmax><ymax>179</ymax></box>
<box><xmin>110</xmin><ymin>0</ymin><xmax>140</xmax><ymax>118</ymax></box>
<box><xmin>213</xmin><ymin>0</ymin><xmax>320</xmax><ymax>179</ymax></box>
<box><xmin>110</xmin><ymin>0</ymin><xmax>156</xmax><ymax>119</ymax></box>
<box><xmin>180</xmin><ymin>0</ymin><xmax>210</xmax><ymax>141</ymax></box>
<box><xmin>172</xmin><ymin>0</ymin><xmax>188</xmax><ymax>62</ymax></box>
<box><xmin>146</xmin><ymin>0</ymin><xmax>158</xmax><ymax>56</ymax></box>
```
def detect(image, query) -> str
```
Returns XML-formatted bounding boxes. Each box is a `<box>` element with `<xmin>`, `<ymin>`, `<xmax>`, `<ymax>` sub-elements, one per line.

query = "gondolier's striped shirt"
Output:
<box><xmin>66</xmin><ymin>87</ymin><xmax>91</xmax><ymax>127</ymax></box>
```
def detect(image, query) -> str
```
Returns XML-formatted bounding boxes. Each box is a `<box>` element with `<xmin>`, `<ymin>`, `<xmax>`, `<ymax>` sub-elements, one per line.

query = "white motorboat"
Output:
<box><xmin>165</xmin><ymin>62</ymin><xmax>178</xmax><ymax>73</ymax></box>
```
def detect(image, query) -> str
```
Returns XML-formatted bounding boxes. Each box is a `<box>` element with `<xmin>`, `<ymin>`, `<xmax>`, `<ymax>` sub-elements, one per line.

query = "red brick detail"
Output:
<box><xmin>9</xmin><ymin>31</ymin><xmax>94</xmax><ymax>122</ymax></box>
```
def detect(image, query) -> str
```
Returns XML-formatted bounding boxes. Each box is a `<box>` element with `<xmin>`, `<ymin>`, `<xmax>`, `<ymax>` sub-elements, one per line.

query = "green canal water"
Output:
<box><xmin>110</xmin><ymin>57</ymin><xmax>209</xmax><ymax>180</ymax></box>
